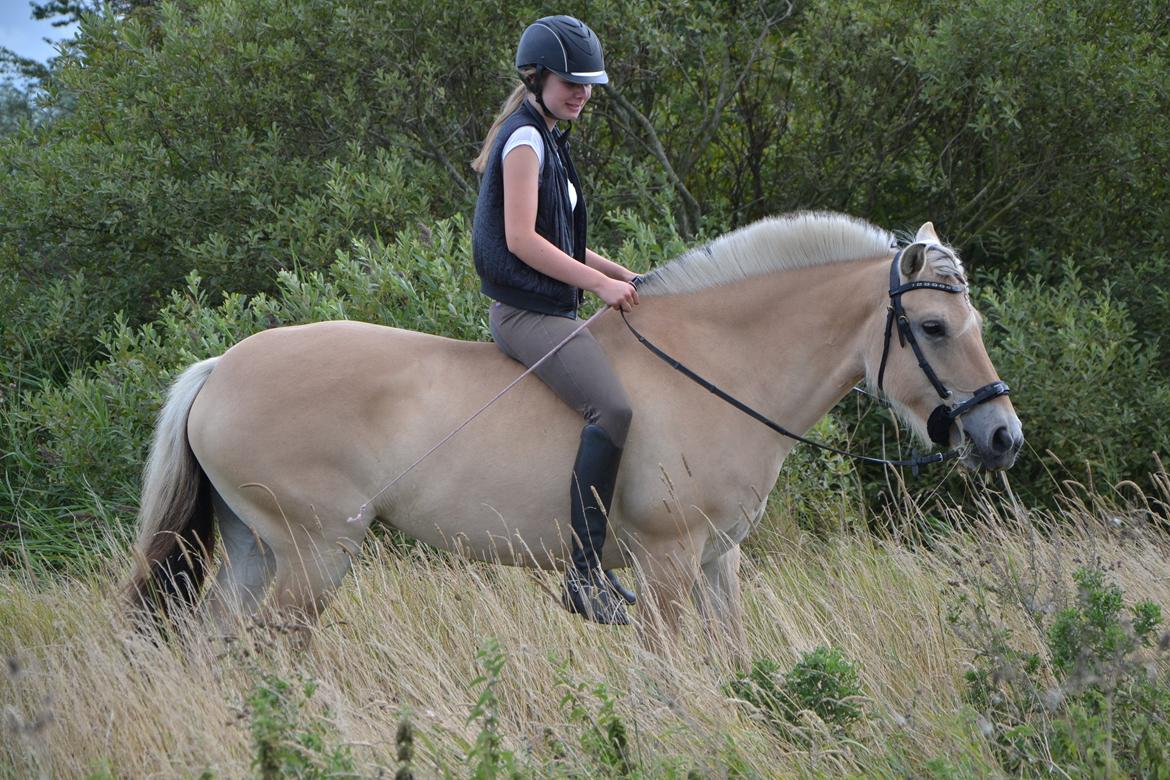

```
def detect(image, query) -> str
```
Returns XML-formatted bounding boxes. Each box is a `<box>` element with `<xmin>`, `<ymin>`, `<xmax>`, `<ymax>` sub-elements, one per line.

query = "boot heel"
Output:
<box><xmin>604</xmin><ymin>569</ymin><xmax>636</xmax><ymax>605</ymax></box>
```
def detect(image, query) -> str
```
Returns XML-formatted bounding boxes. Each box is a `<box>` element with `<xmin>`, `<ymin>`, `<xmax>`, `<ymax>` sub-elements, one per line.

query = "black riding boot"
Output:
<box><xmin>562</xmin><ymin>424</ymin><xmax>634</xmax><ymax>624</ymax></box>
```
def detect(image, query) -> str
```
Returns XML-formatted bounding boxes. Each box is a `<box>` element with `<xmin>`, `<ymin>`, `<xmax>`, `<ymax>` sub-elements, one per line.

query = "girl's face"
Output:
<box><xmin>541</xmin><ymin>74</ymin><xmax>593</xmax><ymax>122</ymax></box>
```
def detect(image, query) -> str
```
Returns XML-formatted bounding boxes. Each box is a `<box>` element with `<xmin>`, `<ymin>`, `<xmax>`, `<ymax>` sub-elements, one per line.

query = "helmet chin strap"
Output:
<box><xmin>524</xmin><ymin>67</ymin><xmax>560</xmax><ymax>121</ymax></box>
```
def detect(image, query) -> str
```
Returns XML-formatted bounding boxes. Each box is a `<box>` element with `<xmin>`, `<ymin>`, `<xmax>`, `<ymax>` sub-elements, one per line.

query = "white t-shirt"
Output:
<box><xmin>502</xmin><ymin>126</ymin><xmax>578</xmax><ymax>211</ymax></box>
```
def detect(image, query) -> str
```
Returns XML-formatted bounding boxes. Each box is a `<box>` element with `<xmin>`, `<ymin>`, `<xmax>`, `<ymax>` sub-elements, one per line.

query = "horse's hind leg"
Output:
<box><xmin>214</xmin><ymin>483</ymin><xmax>372</xmax><ymax>640</ymax></box>
<box><xmin>201</xmin><ymin>491</ymin><xmax>276</xmax><ymax>634</ymax></box>
<box><xmin>267</xmin><ymin>528</ymin><xmax>359</xmax><ymax>633</ymax></box>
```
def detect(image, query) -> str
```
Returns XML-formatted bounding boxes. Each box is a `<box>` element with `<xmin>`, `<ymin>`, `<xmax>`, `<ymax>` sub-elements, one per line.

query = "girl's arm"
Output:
<box><xmin>585</xmin><ymin>249</ymin><xmax>638</xmax><ymax>283</ymax></box>
<box><xmin>502</xmin><ymin>146</ymin><xmax>637</xmax><ymax>310</ymax></box>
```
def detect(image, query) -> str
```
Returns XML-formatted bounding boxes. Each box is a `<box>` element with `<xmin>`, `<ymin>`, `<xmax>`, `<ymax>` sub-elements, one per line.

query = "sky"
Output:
<box><xmin>0</xmin><ymin>0</ymin><xmax>79</xmax><ymax>63</ymax></box>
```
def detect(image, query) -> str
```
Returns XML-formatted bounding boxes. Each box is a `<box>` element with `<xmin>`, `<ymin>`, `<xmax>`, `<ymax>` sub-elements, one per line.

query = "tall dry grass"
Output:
<box><xmin>2</xmin><ymin>478</ymin><xmax>1169</xmax><ymax>778</ymax></box>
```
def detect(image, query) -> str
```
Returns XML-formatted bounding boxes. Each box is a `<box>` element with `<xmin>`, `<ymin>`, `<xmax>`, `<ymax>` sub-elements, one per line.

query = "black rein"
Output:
<box><xmin>622</xmin><ymin>248</ymin><xmax>1010</xmax><ymax>474</ymax></box>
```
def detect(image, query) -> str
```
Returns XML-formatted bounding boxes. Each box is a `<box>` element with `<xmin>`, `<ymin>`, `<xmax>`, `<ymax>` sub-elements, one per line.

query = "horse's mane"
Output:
<box><xmin>637</xmin><ymin>211</ymin><xmax>905</xmax><ymax>296</ymax></box>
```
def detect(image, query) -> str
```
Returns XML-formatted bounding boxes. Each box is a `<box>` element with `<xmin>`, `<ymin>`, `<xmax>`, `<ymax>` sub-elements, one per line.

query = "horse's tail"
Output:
<box><xmin>123</xmin><ymin>356</ymin><xmax>220</xmax><ymax>623</ymax></box>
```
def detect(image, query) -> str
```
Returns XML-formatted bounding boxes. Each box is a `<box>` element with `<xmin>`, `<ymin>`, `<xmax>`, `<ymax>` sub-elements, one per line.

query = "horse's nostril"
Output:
<box><xmin>991</xmin><ymin>426</ymin><xmax>1015</xmax><ymax>455</ymax></box>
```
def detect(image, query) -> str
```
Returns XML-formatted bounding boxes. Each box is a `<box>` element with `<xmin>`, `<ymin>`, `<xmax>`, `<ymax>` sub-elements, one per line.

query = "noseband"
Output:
<box><xmin>876</xmin><ymin>248</ymin><xmax>1010</xmax><ymax>446</ymax></box>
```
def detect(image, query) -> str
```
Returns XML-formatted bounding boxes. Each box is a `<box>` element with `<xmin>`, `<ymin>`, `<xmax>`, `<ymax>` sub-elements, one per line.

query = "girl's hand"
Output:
<box><xmin>594</xmin><ymin>277</ymin><xmax>640</xmax><ymax>312</ymax></box>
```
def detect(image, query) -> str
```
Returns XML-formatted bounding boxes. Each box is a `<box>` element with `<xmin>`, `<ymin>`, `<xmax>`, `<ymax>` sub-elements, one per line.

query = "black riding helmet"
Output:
<box><xmin>516</xmin><ymin>16</ymin><xmax>608</xmax><ymax>118</ymax></box>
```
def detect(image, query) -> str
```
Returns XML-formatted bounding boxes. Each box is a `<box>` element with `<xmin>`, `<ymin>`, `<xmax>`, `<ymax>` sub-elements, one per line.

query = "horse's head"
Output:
<box><xmin>867</xmin><ymin>222</ymin><xmax>1023</xmax><ymax>470</ymax></box>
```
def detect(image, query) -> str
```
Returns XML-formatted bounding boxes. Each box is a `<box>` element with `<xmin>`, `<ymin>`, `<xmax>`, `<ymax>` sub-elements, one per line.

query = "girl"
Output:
<box><xmin>472</xmin><ymin>15</ymin><xmax>638</xmax><ymax>625</ymax></box>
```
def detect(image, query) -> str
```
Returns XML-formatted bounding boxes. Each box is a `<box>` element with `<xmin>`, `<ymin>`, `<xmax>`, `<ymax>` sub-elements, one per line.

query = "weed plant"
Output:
<box><xmin>245</xmin><ymin>670</ymin><xmax>358</xmax><ymax>780</ymax></box>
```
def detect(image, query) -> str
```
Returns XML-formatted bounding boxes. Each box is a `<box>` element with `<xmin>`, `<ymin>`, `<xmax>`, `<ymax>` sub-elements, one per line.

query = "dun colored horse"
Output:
<box><xmin>124</xmin><ymin>212</ymin><xmax>1022</xmax><ymax>652</ymax></box>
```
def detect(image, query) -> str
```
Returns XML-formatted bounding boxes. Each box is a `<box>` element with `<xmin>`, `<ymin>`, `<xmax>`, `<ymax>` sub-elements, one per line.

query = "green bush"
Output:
<box><xmin>6</xmin><ymin>0</ymin><xmax>1169</xmax><ymax>377</ymax></box>
<box><xmin>782</xmin><ymin>0</ymin><xmax>1170</xmax><ymax>273</ymax></box>
<box><xmin>977</xmin><ymin>263</ymin><xmax>1170</xmax><ymax>496</ymax></box>
<box><xmin>727</xmin><ymin>647</ymin><xmax>864</xmax><ymax>738</ymax></box>
<box><xmin>950</xmin><ymin>562</ymin><xmax>1170</xmax><ymax>777</ymax></box>
<box><xmin>2</xmin><ymin>0</ymin><xmax>445</xmax><ymax>372</ymax></box>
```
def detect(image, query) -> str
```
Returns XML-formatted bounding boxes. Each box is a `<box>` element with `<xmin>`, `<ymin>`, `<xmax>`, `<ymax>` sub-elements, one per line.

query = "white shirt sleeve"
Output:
<box><xmin>501</xmin><ymin>126</ymin><xmax>578</xmax><ymax>212</ymax></box>
<box><xmin>502</xmin><ymin>126</ymin><xmax>544</xmax><ymax>168</ymax></box>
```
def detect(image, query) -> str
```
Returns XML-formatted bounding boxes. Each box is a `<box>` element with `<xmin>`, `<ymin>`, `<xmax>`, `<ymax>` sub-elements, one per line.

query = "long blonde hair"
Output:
<box><xmin>471</xmin><ymin>68</ymin><xmax>538</xmax><ymax>174</ymax></box>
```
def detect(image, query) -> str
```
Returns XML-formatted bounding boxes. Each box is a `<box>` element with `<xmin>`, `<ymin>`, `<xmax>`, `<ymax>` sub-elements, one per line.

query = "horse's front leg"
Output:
<box><xmin>627</xmin><ymin>528</ymin><xmax>706</xmax><ymax>658</ymax></box>
<box><xmin>691</xmin><ymin>543</ymin><xmax>749</xmax><ymax>669</ymax></box>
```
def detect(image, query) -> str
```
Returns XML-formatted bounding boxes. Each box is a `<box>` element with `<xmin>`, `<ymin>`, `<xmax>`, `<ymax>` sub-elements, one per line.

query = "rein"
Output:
<box><xmin>621</xmin><ymin>249</ymin><xmax>1008</xmax><ymax>473</ymax></box>
<box><xmin>619</xmin><ymin>310</ymin><xmax>955</xmax><ymax>474</ymax></box>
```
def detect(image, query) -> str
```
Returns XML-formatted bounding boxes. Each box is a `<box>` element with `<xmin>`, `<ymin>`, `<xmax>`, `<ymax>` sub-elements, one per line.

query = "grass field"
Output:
<box><xmin>3</xmin><ymin>478</ymin><xmax>1169</xmax><ymax>778</ymax></box>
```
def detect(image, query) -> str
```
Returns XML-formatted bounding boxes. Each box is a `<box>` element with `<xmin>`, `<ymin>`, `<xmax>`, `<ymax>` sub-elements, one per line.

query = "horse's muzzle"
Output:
<box><xmin>958</xmin><ymin>402</ymin><xmax>1024</xmax><ymax>471</ymax></box>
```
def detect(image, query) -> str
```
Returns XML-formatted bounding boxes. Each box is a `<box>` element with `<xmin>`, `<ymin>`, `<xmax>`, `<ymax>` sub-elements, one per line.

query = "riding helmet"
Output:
<box><xmin>515</xmin><ymin>15</ymin><xmax>608</xmax><ymax>85</ymax></box>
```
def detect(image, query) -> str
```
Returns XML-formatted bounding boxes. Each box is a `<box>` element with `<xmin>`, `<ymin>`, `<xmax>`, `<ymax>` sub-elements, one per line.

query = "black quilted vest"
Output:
<box><xmin>472</xmin><ymin>100</ymin><xmax>588</xmax><ymax>318</ymax></box>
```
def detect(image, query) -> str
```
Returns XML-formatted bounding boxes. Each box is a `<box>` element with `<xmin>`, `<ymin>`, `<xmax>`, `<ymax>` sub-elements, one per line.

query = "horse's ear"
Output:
<box><xmin>915</xmin><ymin>222</ymin><xmax>940</xmax><ymax>244</ymax></box>
<box><xmin>899</xmin><ymin>243</ymin><xmax>927</xmax><ymax>278</ymax></box>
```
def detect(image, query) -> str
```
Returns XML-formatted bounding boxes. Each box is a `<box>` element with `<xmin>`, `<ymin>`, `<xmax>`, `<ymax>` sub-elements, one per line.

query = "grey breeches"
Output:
<box><xmin>489</xmin><ymin>301</ymin><xmax>633</xmax><ymax>446</ymax></box>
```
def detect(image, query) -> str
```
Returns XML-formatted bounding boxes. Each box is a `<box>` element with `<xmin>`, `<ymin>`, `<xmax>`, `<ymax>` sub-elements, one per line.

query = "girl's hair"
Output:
<box><xmin>471</xmin><ymin>67</ymin><xmax>538</xmax><ymax>174</ymax></box>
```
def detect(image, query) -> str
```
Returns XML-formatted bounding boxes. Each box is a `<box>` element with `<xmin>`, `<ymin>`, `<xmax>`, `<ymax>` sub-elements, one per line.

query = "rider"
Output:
<box><xmin>471</xmin><ymin>15</ymin><xmax>639</xmax><ymax>625</ymax></box>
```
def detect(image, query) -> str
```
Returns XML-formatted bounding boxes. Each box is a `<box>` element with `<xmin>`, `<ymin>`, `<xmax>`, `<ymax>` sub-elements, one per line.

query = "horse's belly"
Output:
<box><xmin>376</xmin><ymin>416</ymin><xmax>583</xmax><ymax>569</ymax></box>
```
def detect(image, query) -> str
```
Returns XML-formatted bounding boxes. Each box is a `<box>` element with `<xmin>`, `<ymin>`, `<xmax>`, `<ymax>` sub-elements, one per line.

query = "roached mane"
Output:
<box><xmin>637</xmin><ymin>211</ymin><xmax>898</xmax><ymax>296</ymax></box>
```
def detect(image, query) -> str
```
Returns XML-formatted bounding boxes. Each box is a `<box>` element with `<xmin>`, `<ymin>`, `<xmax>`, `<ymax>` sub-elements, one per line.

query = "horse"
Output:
<box><xmin>123</xmin><ymin>212</ymin><xmax>1023</xmax><ymax>656</ymax></box>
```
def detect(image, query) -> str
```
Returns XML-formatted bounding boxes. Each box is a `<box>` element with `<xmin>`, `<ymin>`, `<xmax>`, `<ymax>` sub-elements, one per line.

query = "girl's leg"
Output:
<box><xmin>490</xmin><ymin>303</ymin><xmax>634</xmax><ymax>624</ymax></box>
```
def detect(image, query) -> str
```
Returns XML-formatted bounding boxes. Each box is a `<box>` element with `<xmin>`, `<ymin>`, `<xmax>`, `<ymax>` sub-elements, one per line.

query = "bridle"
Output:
<box><xmin>876</xmin><ymin>246</ymin><xmax>1010</xmax><ymax>448</ymax></box>
<box><xmin>621</xmin><ymin>247</ymin><xmax>1010</xmax><ymax>472</ymax></box>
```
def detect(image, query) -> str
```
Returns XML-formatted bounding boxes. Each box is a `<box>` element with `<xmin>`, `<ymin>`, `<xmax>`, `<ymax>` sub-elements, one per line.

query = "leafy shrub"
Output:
<box><xmin>950</xmin><ymin>561</ymin><xmax>1170</xmax><ymax>777</ymax></box>
<box><xmin>1</xmin><ymin>1</ymin><xmax>447</xmax><ymax>365</ymax></box>
<box><xmin>7</xmin><ymin>0</ymin><xmax>1170</xmax><ymax>377</ymax></box>
<box><xmin>783</xmin><ymin>646</ymin><xmax>865</xmax><ymax>728</ymax></box>
<box><xmin>784</xmin><ymin>0</ymin><xmax>1170</xmax><ymax>275</ymax></box>
<box><xmin>727</xmin><ymin>647</ymin><xmax>864</xmax><ymax>737</ymax></box>
<box><xmin>977</xmin><ymin>263</ymin><xmax>1170</xmax><ymax>497</ymax></box>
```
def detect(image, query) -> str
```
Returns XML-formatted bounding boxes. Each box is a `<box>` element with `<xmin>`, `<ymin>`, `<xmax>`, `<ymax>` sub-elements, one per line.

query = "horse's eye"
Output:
<box><xmin>922</xmin><ymin>320</ymin><xmax>947</xmax><ymax>338</ymax></box>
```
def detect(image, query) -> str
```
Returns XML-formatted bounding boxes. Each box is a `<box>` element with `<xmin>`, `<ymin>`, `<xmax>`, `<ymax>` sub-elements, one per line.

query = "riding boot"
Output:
<box><xmin>562</xmin><ymin>424</ymin><xmax>632</xmax><ymax>624</ymax></box>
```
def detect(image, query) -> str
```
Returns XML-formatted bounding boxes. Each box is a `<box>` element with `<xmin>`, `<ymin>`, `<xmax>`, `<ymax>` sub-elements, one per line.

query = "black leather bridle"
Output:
<box><xmin>621</xmin><ymin>247</ymin><xmax>1010</xmax><ymax>472</ymax></box>
<box><xmin>876</xmin><ymin>247</ymin><xmax>1010</xmax><ymax>447</ymax></box>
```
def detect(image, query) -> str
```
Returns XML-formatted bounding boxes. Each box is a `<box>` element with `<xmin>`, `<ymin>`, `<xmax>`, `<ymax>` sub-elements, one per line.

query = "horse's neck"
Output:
<box><xmin>610</xmin><ymin>257</ymin><xmax>887</xmax><ymax>436</ymax></box>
